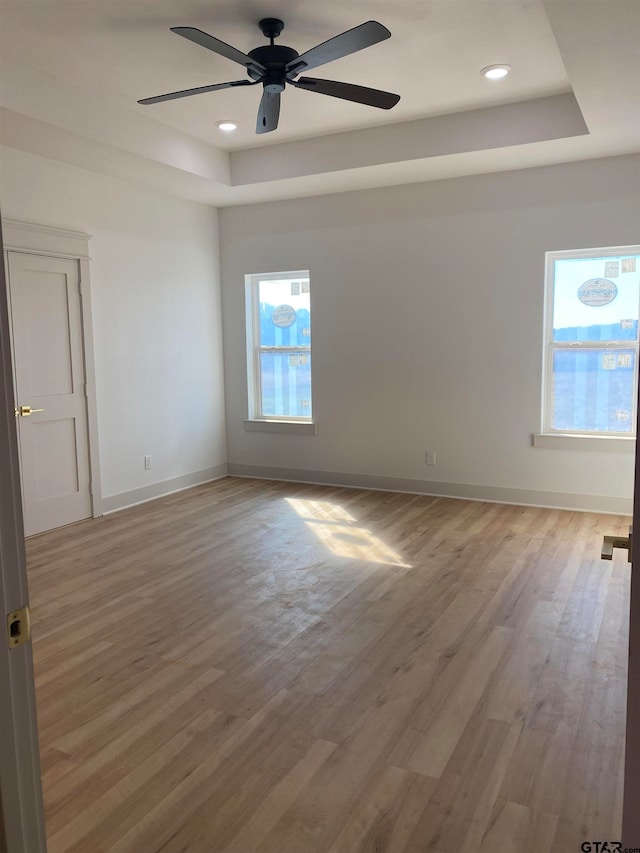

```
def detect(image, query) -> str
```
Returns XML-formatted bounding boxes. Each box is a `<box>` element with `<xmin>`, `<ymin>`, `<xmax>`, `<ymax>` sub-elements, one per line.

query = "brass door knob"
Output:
<box><xmin>18</xmin><ymin>405</ymin><xmax>44</xmax><ymax>417</ymax></box>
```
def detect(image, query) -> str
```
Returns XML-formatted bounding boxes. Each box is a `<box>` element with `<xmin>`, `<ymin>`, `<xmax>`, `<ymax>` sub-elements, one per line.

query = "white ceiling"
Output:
<box><xmin>0</xmin><ymin>0</ymin><xmax>639</xmax><ymax>206</ymax></box>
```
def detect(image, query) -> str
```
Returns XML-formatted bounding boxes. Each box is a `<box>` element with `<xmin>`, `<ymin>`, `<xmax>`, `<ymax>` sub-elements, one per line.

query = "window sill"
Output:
<box><xmin>244</xmin><ymin>419</ymin><xmax>317</xmax><ymax>435</ymax></box>
<box><xmin>532</xmin><ymin>433</ymin><xmax>635</xmax><ymax>452</ymax></box>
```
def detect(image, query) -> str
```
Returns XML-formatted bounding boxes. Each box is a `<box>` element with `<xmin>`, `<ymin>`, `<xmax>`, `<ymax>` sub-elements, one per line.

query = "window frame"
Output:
<box><xmin>244</xmin><ymin>269</ymin><xmax>313</xmax><ymax>425</ymax></box>
<box><xmin>541</xmin><ymin>245</ymin><xmax>640</xmax><ymax>439</ymax></box>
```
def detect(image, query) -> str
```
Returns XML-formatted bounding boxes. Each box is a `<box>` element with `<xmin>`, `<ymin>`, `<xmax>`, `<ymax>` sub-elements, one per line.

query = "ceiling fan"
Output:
<box><xmin>138</xmin><ymin>18</ymin><xmax>400</xmax><ymax>134</ymax></box>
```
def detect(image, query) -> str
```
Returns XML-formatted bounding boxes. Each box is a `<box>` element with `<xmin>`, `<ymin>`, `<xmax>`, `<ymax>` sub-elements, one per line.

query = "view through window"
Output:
<box><xmin>246</xmin><ymin>271</ymin><xmax>312</xmax><ymax>420</ymax></box>
<box><xmin>544</xmin><ymin>247</ymin><xmax>640</xmax><ymax>435</ymax></box>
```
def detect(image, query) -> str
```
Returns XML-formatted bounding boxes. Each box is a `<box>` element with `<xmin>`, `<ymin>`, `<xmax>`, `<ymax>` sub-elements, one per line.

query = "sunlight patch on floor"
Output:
<box><xmin>285</xmin><ymin>498</ymin><xmax>411</xmax><ymax>567</ymax></box>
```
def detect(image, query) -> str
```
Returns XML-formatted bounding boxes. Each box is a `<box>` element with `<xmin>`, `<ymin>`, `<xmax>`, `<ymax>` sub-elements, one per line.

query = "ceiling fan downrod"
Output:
<box><xmin>259</xmin><ymin>17</ymin><xmax>284</xmax><ymax>44</ymax></box>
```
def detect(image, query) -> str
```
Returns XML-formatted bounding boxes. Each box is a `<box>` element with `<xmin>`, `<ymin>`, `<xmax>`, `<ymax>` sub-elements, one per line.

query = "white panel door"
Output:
<box><xmin>7</xmin><ymin>252</ymin><xmax>91</xmax><ymax>536</ymax></box>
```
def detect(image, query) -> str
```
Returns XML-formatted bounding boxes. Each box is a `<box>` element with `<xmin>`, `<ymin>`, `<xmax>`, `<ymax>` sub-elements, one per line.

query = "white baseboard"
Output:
<box><xmin>226</xmin><ymin>463</ymin><xmax>633</xmax><ymax>515</ymax></box>
<box><xmin>99</xmin><ymin>464</ymin><xmax>228</xmax><ymax>514</ymax></box>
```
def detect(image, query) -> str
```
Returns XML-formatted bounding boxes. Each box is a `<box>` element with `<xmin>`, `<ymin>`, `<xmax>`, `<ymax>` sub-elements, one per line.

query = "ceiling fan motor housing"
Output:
<box><xmin>247</xmin><ymin>44</ymin><xmax>301</xmax><ymax>91</ymax></box>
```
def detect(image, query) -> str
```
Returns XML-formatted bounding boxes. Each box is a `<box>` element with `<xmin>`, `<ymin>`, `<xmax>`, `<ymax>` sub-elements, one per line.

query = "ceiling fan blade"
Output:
<box><xmin>138</xmin><ymin>79</ymin><xmax>258</xmax><ymax>105</ymax></box>
<box><xmin>286</xmin><ymin>21</ymin><xmax>391</xmax><ymax>75</ymax></box>
<box><xmin>256</xmin><ymin>90</ymin><xmax>281</xmax><ymax>133</ymax></box>
<box><xmin>291</xmin><ymin>77</ymin><xmax>400</xmax><ymax>109</ymax></box>
<box><xmin>171</xmin><ymin>27</ymin><xmax>266</xmax><ymax>73</ymax></box>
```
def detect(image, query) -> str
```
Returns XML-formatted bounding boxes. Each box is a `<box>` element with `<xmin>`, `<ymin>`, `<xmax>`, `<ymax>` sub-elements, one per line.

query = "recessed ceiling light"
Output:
<box><xmin>481</xmin><ymin>64</ymin><xmax>511</xmax><ymax>80</ymax></box>
<box><xmin>216</xmin><ymin>120</ymin><xmax>238</xmax><ymax>132</ymax></box>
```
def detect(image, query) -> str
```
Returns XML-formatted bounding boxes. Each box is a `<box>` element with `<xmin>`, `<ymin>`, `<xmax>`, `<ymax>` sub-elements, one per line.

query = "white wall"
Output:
<box><xmin>0</xmin><ymin>146</ymin><xmax>226</xmax><ymax>507</ymax></box>
<box><xmin>220</xmin><ymin>154</ymin><xmax>640</xmax><ymax>513</ymax></box>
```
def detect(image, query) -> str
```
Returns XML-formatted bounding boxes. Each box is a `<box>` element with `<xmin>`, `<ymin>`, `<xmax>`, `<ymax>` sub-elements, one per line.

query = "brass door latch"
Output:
<box><xmin>601</xmin><ymin>525</ymin><xmax>633</xmax><ymax>562</ymax></box>
<box><xmin>7</xmin><ymin>606</ymin><xmax>30</xmax><ymax>649</ymax></box>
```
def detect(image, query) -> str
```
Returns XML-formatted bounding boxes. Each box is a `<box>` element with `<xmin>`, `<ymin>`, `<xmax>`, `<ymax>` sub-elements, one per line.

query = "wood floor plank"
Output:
<box><xmin>406</xmin><ymin>714</ymin><xmax>514</xmax><ymax>851</ymax></box>
<box><xmin>325</xmin><ymin>765</ymin><xmax>435</xmax><ymax>853</ymax></box>
<box><xmin>458</xmin><ymin>721</ymin><xmax>524</xmax><ymax>853</ymax></box>
<box><xmin>476</xmin><ymin>800</ymin><xmax>557</xmax><ymax>853</ymax></box>
<box><xmin>42</xmin><ymin>670</ymin><xmax>226</xmax><ymax>827</ymax></box>
<box><xmin>255</xmin><ymin>744</ymin><xmax>383</xmax><ymax>853</ymax></box>
<box><xmin>222</xmin><ymin>739</ymin><xmax>338</xmax><ymax>853</ymax></box>
<box><xmin>401</xmin><ymin>626</ymin><xmax>513</xmax><ymax>779</ymax></box>
<box><xmin>26</xmin><ymin>478</ymin><xmax>630</xmax><ymax>851</ymax></box>
<box><xmin>100</xmin><ymin>689</ymin><xmax>296</xmax><ymax>852</ymax></box>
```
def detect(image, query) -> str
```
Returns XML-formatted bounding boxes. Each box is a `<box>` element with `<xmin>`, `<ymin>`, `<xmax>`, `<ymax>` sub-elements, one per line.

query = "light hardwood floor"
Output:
<box><xmin>26</xmin><ymin>477</ymin><xmax>631</xmax><ymax>852</ymax></box>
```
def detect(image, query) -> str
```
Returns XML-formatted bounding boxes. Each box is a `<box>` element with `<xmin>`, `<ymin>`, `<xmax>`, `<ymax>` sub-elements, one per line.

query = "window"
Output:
<box><xmin>245</xmin><ymin>270</ymin><xmax>312</xmax><ymax>423</ymax></box>
<box><xmin>542</xmin><ymin>246</ymin><xmax>640</xmax><ymax>437</ymax></box>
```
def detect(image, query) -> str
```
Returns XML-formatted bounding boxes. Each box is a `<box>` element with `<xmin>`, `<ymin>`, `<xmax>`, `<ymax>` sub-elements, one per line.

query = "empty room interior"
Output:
<box><xmin>1</xmin><ymin>1</ymin><xmax>640</xmax><ymax>851</ymax></box>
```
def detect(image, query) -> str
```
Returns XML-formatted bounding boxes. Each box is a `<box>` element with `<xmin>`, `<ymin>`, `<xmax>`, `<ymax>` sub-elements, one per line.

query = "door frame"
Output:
<box><xmin>0</xmin><ymin>218</ymin><xmax>47</xmax><ymax>851</ymax></box>
<box><xmin>623</xmin><ymin>424</ymin><xmax>640</xmax><ymax>844</ymax></box>
<box><xmin>2</xmin><ymin>219</ymin><xmax>103</xmax><ymax>519</ymax></box>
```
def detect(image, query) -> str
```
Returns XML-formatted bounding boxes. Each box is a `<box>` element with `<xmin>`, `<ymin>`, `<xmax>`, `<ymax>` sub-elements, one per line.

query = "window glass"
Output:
<box><xmin>544</xmin><ymin>248</ymin><xmax>640</xmax><ymax>435</ymax></box>
<box><xmin>551</xmin><ymin>348</ymin><xmax>636</xmax><ymax>432</ymax></box>
<box><xmin>246</xmin><ymin>271</ymin><xmax>312</xmax><ymax>421</ymax></box>
<box><xmin>552</xmin><ymin>256</ymin><xmax>639</xmax><ymax>343</ymax></box>
<box><xmin>259</xmin><ymin>351</ymin><xmax>312</xmax><ymax>418</ymax></box>
<box><xmin>257</xmin><ymin>278</ymin><xmax>311</xmax><ymax>348</ymax></box>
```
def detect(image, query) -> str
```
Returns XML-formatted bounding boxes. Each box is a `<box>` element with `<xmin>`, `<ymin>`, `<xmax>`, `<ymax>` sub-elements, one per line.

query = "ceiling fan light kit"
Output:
<box><xmin>138</xmin><ymin>18</ymin><xmax>401</xmax><ymax>134</ymax></box>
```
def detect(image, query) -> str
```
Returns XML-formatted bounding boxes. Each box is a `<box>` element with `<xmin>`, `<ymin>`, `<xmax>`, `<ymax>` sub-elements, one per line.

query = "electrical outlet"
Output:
<box><xmin>144</xmin><ymin>455</ymin><xmax>152</xmax><ymax>470</ymax></box>
<box><xmin>426</xmin><ymin>451</ymin><xmax>437</xmax><ymax>466</ymax></box>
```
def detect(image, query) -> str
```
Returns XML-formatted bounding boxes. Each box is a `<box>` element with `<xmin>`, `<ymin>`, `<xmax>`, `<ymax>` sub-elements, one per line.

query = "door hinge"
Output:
<box><xmin>7</xmin><ymin>606</ymin><xmax>30</xmax><ymax>649</ymax></box>
<box><xmin>84</xmin><ymin>383</ymin><xmax>88</xmax><ymax>397</ymax></box>
<box><xmin>89</xmin><ymin>481</ymin><xmax>93</xmax><ymax>496</ymax></box>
